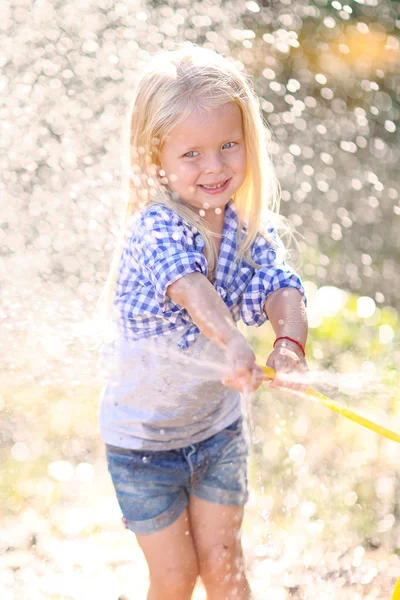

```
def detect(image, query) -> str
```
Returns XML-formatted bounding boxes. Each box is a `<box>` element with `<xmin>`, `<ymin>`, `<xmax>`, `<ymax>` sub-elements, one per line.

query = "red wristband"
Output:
<box><xmin>273</xmin><ymin>336</ymin><xmax>305</xmax><ymax>357</ymax></box>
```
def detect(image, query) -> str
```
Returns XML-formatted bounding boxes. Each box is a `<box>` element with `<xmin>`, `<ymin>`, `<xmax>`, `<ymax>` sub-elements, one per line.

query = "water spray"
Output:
<box><xmin>260</xmin><ymin>364</ymin><xmax>400</xmax><ymax>600</ymax></box>
<box><xmin>260</xmin><ymin>365</ymin><xmax>400</xmax><ymax>444</ymax></box>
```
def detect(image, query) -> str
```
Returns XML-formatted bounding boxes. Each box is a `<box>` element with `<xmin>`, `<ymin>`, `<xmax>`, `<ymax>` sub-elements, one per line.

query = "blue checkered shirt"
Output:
<box><xmin>114</xmin><ymin>200</ymin><xmax>305</xmax><ymax>349</ymax></box>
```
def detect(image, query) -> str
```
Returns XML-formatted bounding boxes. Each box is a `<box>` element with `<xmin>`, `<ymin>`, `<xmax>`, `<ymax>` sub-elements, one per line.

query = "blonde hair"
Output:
<box><xmin>99</xmin><ymin>43</ymin><xmax>282</xmax><ymax>317</ymax></box>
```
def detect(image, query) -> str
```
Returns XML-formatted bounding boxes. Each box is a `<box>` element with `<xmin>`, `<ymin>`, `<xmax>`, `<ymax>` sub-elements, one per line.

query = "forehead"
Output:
<box><xmin>164</xmin><ymin>102</ymin><xmax>243</xmax><ymax>148</ymax></box>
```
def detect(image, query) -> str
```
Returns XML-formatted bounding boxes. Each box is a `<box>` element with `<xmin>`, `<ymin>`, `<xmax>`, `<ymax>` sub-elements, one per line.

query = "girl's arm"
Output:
<box><xmin>263</xmin><ymin>287</ymin><xmax>308</xmax><ymax>391</ymax></box>
<box><xmin>167</xmin><ymin>272</ymin><xmax>263</xmax><ymax>391</ymax></box>
<box><xmin>168</xmin><ymin>272</ymin><xmax>239</xmax><ymax>347</ymax></box>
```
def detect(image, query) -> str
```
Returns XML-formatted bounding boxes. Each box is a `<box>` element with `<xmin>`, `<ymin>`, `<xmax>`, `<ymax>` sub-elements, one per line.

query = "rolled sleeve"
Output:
<box><xmin>145</xmin><ymin>246</ymin><xmax>208</xmax><ymax>310</ymax></box>
<box><xmin>240</xmin><ymin>226</ymin><xmax>306</xmax><ymax>327</ymax></box>
<box><xmin>139</xmin><ymin>208</ymin><xmax>208</xmax><ymax>311</ymax></box>
<box><xmin>241</xmin><ymin>266</ymin><xmax>305</xmax><ymax>326</ymax></box>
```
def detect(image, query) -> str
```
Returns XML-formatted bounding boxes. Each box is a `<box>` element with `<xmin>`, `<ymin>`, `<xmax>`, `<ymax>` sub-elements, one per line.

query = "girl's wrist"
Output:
<box><xmin>273</xmin><ymin>336</ymin><xmax>306</xmax><ymax>358</ymax></box>
<box><xmin>224</xmin><ymin>329</ymin><xmax>246</xmax><ymax>349</ymax></box>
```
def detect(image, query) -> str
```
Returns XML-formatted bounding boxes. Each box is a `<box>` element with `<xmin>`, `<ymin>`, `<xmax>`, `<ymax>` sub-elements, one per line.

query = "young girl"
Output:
<box><xmin>99</xmin><ymin>44</ymin><xmax>308</xmax><ymax>600</ymax></box>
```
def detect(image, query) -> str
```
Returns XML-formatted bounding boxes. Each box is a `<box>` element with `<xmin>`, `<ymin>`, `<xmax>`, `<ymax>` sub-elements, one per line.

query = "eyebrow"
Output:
<box><xmin>179</xmin><ymin>131</ymin><xmax>244</xmax><ymax>151</ymax></box>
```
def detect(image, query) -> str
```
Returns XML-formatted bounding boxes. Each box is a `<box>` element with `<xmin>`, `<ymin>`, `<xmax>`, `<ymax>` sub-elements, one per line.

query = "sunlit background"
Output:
<box><xmin>1</xmin><ymin>0</ymin><xmax>400</xmax><ymax>598</ymax></box>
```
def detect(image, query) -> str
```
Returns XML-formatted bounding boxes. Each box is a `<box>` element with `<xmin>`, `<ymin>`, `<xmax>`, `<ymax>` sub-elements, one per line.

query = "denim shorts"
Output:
<box><xmin>105</xmin><ymin>417</ymin><xmax>249</xmax><ymax>535</ymax></box>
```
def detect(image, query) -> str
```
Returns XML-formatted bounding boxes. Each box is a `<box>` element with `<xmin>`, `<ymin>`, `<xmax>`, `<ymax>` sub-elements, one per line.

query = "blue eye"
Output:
<box><xmin>183</xmin><ymin>143</ymin><xmax>236</xmax><ymax>157</ymax></box>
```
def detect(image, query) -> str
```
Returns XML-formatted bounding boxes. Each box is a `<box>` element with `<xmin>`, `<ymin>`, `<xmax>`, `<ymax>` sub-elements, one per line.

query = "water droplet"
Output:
<box><xmin>289</xmin><ymin>444</ymin><xmax>306</xmax><ymax>464</ymax></box>
<box><xmin>344</xmin><ymin>491</ymin><xmax>358</xmax><ymax>506</ymax></box>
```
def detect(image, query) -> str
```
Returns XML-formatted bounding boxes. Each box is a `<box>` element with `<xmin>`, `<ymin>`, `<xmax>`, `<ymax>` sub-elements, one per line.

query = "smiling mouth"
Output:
<box><xmin>199</xmin><ymin>179</ymin><xmax>230</xmax><ymax>190</ymax></box>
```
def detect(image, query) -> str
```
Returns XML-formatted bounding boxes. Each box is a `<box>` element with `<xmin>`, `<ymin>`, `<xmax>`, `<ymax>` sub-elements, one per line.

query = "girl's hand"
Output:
<box><xmin>265</xmin><ymin>339</ymin><xmax>309</xmax><ymax>393</ymax></box>
<box><xmin>223</xmin><ymin>334</ymin><xmax>264</xmax><ymax>393</ymax></box>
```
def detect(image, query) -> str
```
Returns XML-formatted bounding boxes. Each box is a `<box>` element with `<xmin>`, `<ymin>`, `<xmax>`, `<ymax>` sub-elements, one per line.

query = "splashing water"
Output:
<box><xmin>2</xmin><ymin>0</ymin><xmax>400</xmax><ymax>595</ymax></box>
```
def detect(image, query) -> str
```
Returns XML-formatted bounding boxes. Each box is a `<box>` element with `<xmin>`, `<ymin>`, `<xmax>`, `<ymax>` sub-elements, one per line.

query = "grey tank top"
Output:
<box><xmin>98</xmin><ymin>328</ymin><xmax>241</xmax><ymax>450</ymax></box>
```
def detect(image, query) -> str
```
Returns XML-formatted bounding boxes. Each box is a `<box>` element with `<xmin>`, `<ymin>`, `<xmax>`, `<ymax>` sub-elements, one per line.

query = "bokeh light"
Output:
<box><xmin>1</xmin><ymin>0</ymin><xmax>400</xmax><ymax>598</ymax></box>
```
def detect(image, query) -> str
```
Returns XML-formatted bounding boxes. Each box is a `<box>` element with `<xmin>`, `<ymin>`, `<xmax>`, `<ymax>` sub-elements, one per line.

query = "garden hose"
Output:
<box><xmin>260</xmin><ymin>365</ymin><xmax>400</xmax><ymax>444</ymax></box>
<box><xmin>261</xmin><ymin>365</ymin><xmax>400</xmax><ymax>598</ymax></box>
<box><xmin>392</xmin><ymin>577</ymin><xmax>400</xmax><ymax>599</ymax></box>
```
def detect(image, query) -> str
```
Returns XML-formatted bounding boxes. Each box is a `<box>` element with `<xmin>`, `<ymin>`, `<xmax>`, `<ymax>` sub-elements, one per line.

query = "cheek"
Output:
<box><xmin>176</xmin><ymin>163</ymin><xmax>198</xmax><ymax>182</ymax></box>
<box><xmin>161</xmin><ymin>161</ymin><xmax>190</xmax><ymax>185</ymax></box>
<box><xmin>232</xmin><ymin>153</ymin><xmax>247</xmax><ymax>189</ymax></box>
<box><xmin>239</xmin><ymin>147</ymin><xmax>247</xmax><ymax>169</ymax></box>
<box><xmin>231</xmin><ymin>150</ymin><xmax>247</xmax><ymax>175</ymax></box>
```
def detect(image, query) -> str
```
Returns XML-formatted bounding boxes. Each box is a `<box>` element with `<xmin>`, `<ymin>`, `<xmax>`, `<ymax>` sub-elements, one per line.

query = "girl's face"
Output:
<box><xmin>159</xmin><ymin>102</ymin><xmax>247</xmax><ymax>219</ymax></box>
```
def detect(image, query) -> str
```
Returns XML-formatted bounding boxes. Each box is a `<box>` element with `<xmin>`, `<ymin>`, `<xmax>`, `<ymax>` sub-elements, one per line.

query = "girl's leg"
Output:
<box><xmin>135</xmin><ymin>507</ymin><xmax>199</xmax><ymax>600</ymax></box>
<box><xmin>188</xmin><ymin>495</ymin><xmax>252</xmax><ymax>600</ymax></box>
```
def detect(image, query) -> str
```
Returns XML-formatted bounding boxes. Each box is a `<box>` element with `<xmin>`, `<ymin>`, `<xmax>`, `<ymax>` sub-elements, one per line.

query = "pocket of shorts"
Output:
<box><xmin>220</xmin><ymin>418</ymin><xmax>242</xmax><ymax>439</ymax></box>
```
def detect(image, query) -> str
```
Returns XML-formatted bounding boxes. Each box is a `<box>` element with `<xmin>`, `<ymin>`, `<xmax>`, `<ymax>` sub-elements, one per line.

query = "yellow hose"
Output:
<box><xmin>261</xmin><ymin>364</ymin><xmax>400</xmax><ymax>599</ymax></box>
<box><xmin>260</xmin><ymin>365</ymin><xmax>400</xmax><ymax>444</ymax></box>
<box><xmin>392</xmin><ymin>578</ymin><xmax>400</xmax><ymax>600</ymax></box>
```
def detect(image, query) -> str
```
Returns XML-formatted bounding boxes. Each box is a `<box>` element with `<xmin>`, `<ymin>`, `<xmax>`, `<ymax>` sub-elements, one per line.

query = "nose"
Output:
<box><xmin>204</xmin><ymin>152</ymin><xmax>225</xmax><ymax>175</ymax></box>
